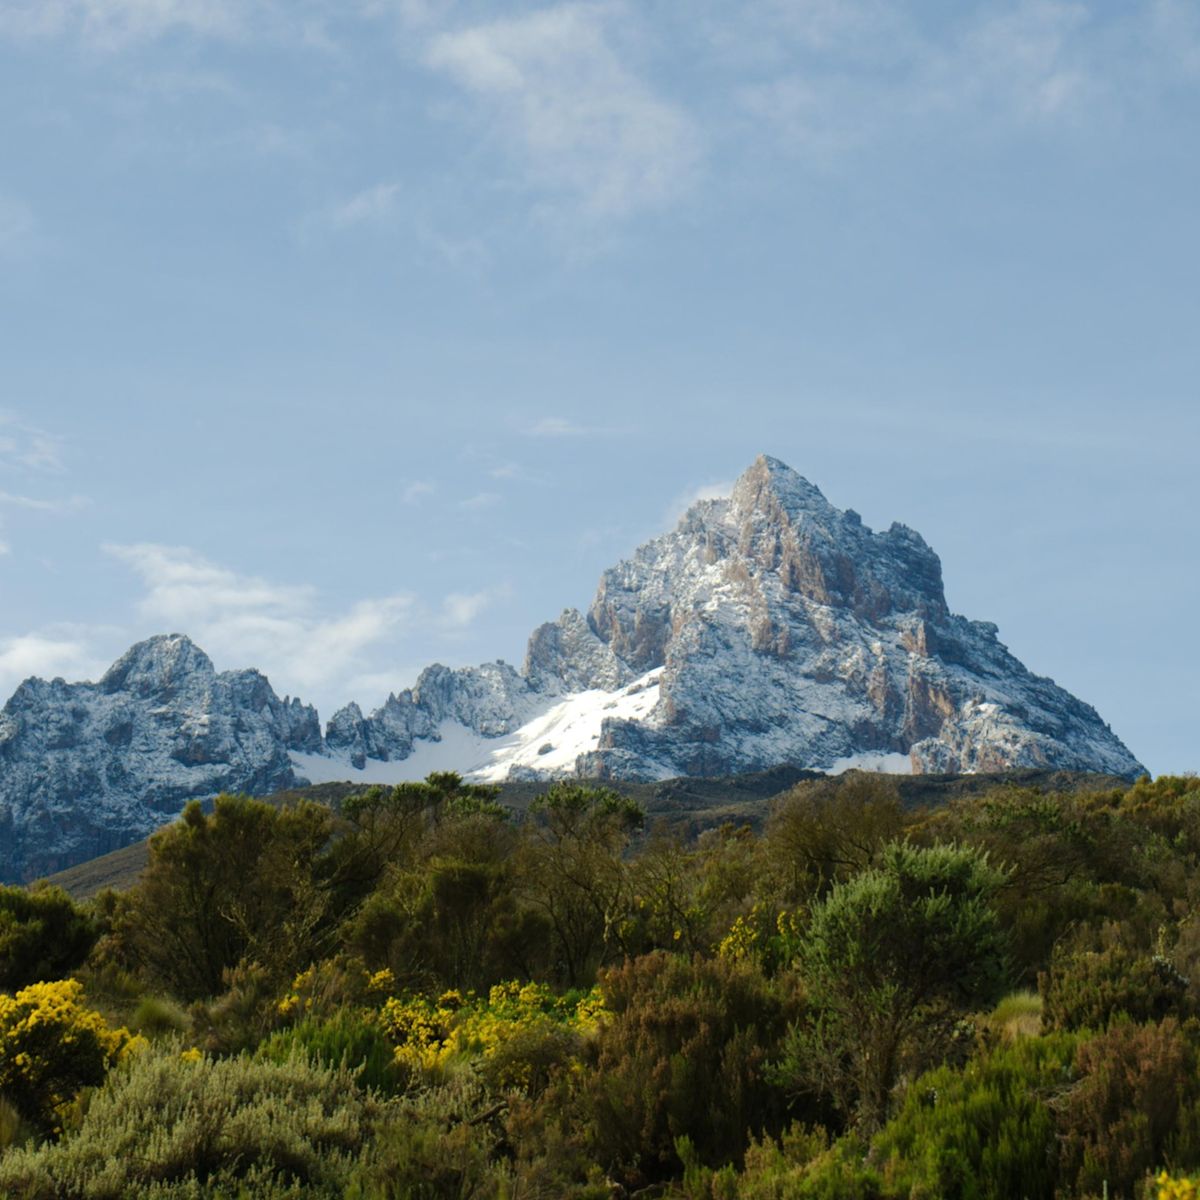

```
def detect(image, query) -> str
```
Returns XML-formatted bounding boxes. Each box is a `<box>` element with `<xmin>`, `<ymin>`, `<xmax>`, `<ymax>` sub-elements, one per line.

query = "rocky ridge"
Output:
<box><xmin>0</xmin><ymin>636</ymin><xmax>319</xmax><ymax>881</ymax></box>
<box><xmin>0</xmin><ymin>455</ymin><xmax>1143</xmax><ymax>881</ymax></box>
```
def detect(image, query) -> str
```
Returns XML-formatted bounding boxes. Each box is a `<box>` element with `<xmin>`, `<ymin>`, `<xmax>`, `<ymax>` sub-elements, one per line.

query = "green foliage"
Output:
<box><xmin>0</xmin><ymin>884</ymin><xmax>97</xmax><ymax>992</ymax></box>
<box><xmin>259</xmin><ymin>1009</ymin><xmax>406</xmax><ymax>1096</ymax></box>
<box><xmin>1057</xmin><ymin>1017</ymin><xmax>1200</xmax><ymax>1199</ymax></box>
<box><xmin>764</xmin><ymin>774</ymin><xmax>905</xmax><ymax>903</ymax></box>
<box><xmin>869</xmin><ymin>1032</ymin><xmax>1075</xmax><ymax>1200</ymax></box>
<box><xmin>575</xmin><ymin>951</ymin><xmax>797</xmax><ymax>1189</ymax></box>
<box><xmin>117</xmin><ymin>795</ymin><xmax>337</xmax><ymax>1000</ymax></box>
<box><xmin>780</xmin><ymin>841</ymin><xmax>1008</xmax><ymax>1130</ymax></box>
<box><xmin>1041</xmin><ymin>942</ymin><xmax>1194</xmax><ymax>1033</ymax></box>
<box><xmin>520</xmin><ymin>783</ymin><xmax>645</xmax><ymax>986</ymax></box>
<box><xmin>0</xmin><ymin>1045</ymin><xmax>379</xmax><ymax>1198</ymax></box>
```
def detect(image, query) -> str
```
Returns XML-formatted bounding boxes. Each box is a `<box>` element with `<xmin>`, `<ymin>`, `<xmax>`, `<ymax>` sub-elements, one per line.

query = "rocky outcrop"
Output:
<box><xmin>0</xmin><ymin>634</ymin><xmax>319</xmax><ymax>882</ymax></box>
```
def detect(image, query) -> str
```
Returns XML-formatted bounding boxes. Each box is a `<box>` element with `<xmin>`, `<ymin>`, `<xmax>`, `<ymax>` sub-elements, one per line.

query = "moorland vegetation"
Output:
<box><xmin>2</xmin><ymin>770</ymin><xmax>1200</xmax><ymax>1198</ymax></box>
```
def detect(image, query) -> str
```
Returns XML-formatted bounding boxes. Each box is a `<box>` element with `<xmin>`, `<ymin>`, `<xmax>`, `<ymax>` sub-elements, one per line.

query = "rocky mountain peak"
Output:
<box><xmin>99</xmin><ymin>633</ymin><xmax>215</xmax><ymax>698</ymax></box>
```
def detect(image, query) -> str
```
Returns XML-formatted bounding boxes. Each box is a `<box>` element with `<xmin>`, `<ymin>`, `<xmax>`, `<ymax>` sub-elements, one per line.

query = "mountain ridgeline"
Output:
<box><xmin>0</xmin><ymin>456</ymin><xmax>1142</xmax><ymax>881</ymax></box>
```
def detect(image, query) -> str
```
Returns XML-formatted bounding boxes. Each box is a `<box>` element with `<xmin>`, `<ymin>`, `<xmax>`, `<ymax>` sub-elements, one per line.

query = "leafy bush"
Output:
<box><xmin>778</xmin><ymin>841</ymin><xmax>1008</xmax><ymax>1130</ymax></box>
<box><xmin>0</xmin><ymin>1045</ymin><xmax>379</xmax><ymax>1198</ymax></box>
<box><xmin>1041</xmin><ymin>943</ymin><xmax>1193</xmax><ymax>1033</ymax></box>
<box><xmin>0</xmin><ymin>979</ymin><xmax>143</xmax><ymax>1134</ymax></box>
<box><xmin>869</xmin><ymin>1032</ymin><xmax>1076</xmax><ymax>1200</ymax></box>
<box><xmin>259</xmin><ymin>1009</ymin><xmax>407</xmax><ymax>1096</ymax></box>
<box><xmin>0</xmin><ymin>884</ymin><xmax>98</xmax><ymax>992</ymax></box>
<box><xmin>1057</xmin><ymin>1017</ymin><xmax>1200</xmax><ymax>1199</ymax></box>
<box><xmin>575</xmin><ymin>951</ymin><xmax>797</xmax><ymax>1189</ymax></box>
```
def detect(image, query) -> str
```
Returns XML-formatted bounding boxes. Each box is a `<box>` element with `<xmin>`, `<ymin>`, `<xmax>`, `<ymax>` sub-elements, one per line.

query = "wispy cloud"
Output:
<box><xmin>330</xmin><ymin>181</ymin><xmax>403</xmax><ymax>230</ymax></box>
<box><xmin>425</xmin><ymin>2</ymin><xmax>700</xmax><ymax>220</ymax></box>
<box><xmin>440</xmin><ymin>584</ymin><xmax>509</xmax><ymax>630</ymax></box>
<box><xmin>0</xmin><ymin>0</ymin><xmax>246</xmax><ymax>46</ymax></box>
<box><xmin>0</xmin><ymin>412</ymin><xmax>66</xmax><ymax>473</ymax></box>
<box><xmin>0</xmin><ymin>491</ymin><xmax>90</xmax><ymax>513</ymax></box>
<box><xmin>457</xmin><ymin>491</ymin><xmax>500</xmax><ymax>511</ymax></box>
<box><xmin>103</xmin><ymin>542</ymin><xmax>415</xmax><ymax>704</ymax></box>
<box><xmin>525</xmin><ymin>415</ymin><xmax>623</xmax><ymax>438</ymax></box>
<box><xmin>664</xmin><ymin>478</ymin><xmax>734</xmax><ymax>525</ymax></box>
<box><xmin>402</xmin><ymin>480</ymin><xmax>434</xmax><ymax>503</ymax></box>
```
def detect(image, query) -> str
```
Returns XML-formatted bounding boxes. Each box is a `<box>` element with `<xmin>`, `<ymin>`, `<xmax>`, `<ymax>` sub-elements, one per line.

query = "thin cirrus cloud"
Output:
<box><xmin>424</xmin><ymin>2</ymin><xmax>701</xmax><ymax>220</ymax></box>
<box><xmin>0</xmin><ymin>412</ymin><xmax>64</xmax><ymax>473</ymax></box>
<box><xmin>329</xmin><ymin>182</ymin><xmax>403</xmax><ymax>230</ymax></box>
<box><xmin>0</xmin><ymin>0</ymin><xmax>247</xmax><ymax>45</ymax></box>
<box><xmin>525</xmin><ymin>416</ymin><xmax>621</xmax><ymax>437</ymax></box>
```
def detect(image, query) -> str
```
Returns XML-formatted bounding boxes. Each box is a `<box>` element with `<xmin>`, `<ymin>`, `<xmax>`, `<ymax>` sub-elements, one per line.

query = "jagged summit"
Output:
<box><xmin>0</xmin><ymin>456</ymin><xmax>1144</xmax><ymax>882</ymax></box>
<box><xmin>312</xmin><ymin>454</ymin><xmax>1141</xmax><ymax>785</ymax></box>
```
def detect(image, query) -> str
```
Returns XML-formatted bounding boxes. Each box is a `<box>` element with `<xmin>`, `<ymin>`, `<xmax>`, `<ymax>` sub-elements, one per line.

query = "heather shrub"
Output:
<box><xmin>575</xmin><ymin>951</ymin><xmax>796</xmax><ymax>1189</ymax></box>
<box><xmin>0</xmin><ymin>978</ymin><xmax>143</xmax><ymax>1135</ymax></box>
<box><xmin>131</xmin><ymin>994</ymin><xmax>189</xmax><ymax>1038</ymax></box>
<box><xmin>345</xmin><ymin>1073</ymin><xmax>511</xmax><ymax>1199</ymax></box>
<box><xmin>0</xmin><ymin>1045</ymin><xmax>378</xmax><ymax>1198</ymax></box>
<box><xmin>1041</xmin><ymin>943</ymin><xmax>1193</xmax><ymax>1033</ymax></box>
<box><xmin>1057</xmin><ymin>1018</ymin><xmax>1200</xmax><ymax>1199</ymax></box>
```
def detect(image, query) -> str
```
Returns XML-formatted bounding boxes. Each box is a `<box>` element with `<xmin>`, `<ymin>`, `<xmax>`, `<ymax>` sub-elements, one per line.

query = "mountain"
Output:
<box><xmin>307</xmin><ymin>454</ymin><xmax>1143</xmax><ymax>785</ymax></box>
<box><xmin>0</xmin><ymin>455</ymin><xmax>1143</xmax><ymax>882</ymax></box>
<box><xmin>0</xmin><ymin>636</ymin><xmax>320</xmax><ymax>882</ymax></box>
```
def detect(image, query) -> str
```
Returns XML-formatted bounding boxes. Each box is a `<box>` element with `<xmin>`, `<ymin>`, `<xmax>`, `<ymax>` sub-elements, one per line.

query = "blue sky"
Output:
<box><xmin>0</xmin><ymin>0</ymin><xmax>1196</xmax><ymax>774</ymax></box>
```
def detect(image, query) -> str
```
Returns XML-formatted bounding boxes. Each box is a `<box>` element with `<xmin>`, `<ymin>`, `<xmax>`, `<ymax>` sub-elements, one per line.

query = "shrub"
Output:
<box><xmin>575</xmin><ymin>952</ymin><xmax>797</xmax><ymax>1190</ymax></box>
<box><xmin>0</xmin><ymin>978</ymin><xmax>143</xmax><ymax>1135</ymax></box>
<box><xmin>1041</xmin><ymin>943</ymin><xmax>1193</xmax><ymax>1033</ymax></box>
<box><xmin>779</xmin><ymin>841</ymin><xmax>1008</xmax><ymax>1130</ymax></box>
<box><xmin>0</xmin><ymin>884</ymin><xmax>98</xmax><ymax>992</ymax></box>
<box><xmin>0</xmin><ymin>1045</ymin><xmax>379</xmax><ymax>1198</ymax></box>
<box><xmin>869</xmin><ymin>1032</ymin><xmax>1076</xmax><ymax>1200</ymax></box>
<box><xmin>132</xmin><ymin>994</ymin><xmax>189</xmax><ymax>1038</ymax></box>
<box><xmin>1057</xmin><ymin>1018</ymin><xmax>1200</xmax><ymax>1199</ymax></box>
<box><xmin>259</xmin><ymin>1009</ymin><xmax>406</xmax><ymax>1096</ymax></box>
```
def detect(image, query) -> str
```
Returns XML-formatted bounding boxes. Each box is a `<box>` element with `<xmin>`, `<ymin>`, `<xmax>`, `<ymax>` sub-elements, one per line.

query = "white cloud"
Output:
<box><xmin>330</xmin><ymin>181</ymin><xmax>403</xmax><ymax>229</ymax></box>
<box><xmin>0</xmin><ymin>491</ymin><xmax>90</xmax><ymax>513</ymax></box>
<box><xmin>0</xmin><ymin>631</ymin><xmax>109</xmax><ymax>700</ymax></box>
<box><xmin>425</xmin><ymin>2</ymin><xmax>700</xmax><ymax>219</ymax></box>
<box><xmin>457</xmin><ymin>491</ymin><xmax>500</xmax><ymax>511</ymax></box>
<box><xmin>440</xmin><ymin>588</ymin><xmax>494</xmax><ymax>629</ymax></box>
<box><xmin>402</xmin><ymin>480</ymin><xmax>434</xmax><ymax>503</ymax></box>
<box><xmin>664</xmin><ymin>478</ymin><xmax>734</xmax><ymax>525</ymax></box>
<box><xmin>103</xmin><ymin>542</ymin><xmax>414</xmax><ymax>707</ymax></box>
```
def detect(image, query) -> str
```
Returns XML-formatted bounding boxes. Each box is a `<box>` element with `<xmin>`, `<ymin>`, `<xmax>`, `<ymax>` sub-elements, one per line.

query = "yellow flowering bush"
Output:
<box><xmin>1159</xmin><ymin>1172</ymin><xmax>1200</xmax><ymax>1200</ymax></box>
<box><xmin>378</xmin><ymin>980</ymin><xmax>604</xmax><ymax>1089</ymax></box>
<box><xmin>0</xmin><ymin>978</ymin><xmax>144</xmax><ymax>1133</ymax></box>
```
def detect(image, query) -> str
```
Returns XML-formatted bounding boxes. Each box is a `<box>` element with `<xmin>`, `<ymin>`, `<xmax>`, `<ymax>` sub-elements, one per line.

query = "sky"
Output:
<box><xmin>0</xmin><ymin>0</ymin><xmax>1197</xmax><ymax>775</ymax></box>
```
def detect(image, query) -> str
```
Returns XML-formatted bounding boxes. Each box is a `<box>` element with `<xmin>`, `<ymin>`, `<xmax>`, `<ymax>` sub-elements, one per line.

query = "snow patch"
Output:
<box><xmin>293</xmin><ymin>669</ymin><xmax>666</xmax><ymax>784</ymax></box>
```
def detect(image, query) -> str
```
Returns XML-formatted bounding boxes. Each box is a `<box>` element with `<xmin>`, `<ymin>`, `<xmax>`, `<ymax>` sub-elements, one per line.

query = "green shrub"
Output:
<box><xmin>1041</xmin><ymin>943</ymin><xmax>1193</xmax><ymax>1033</ymax></box>
<box><xmin>0</xmin><ymin>884</ymin><xmax>98</xmax><ymax>991</ymax></box>
<box><xmin>345</xmin><ymin>1073</ymin><xmax>510</xmax><ymax>1200</ymax></box>
<box><xmin>0</xmin><ymin>1045</ymin><xmax>379</xmax><ymax>1198</ymax></box>
<box><xmin>259</xmin><ymin>1009</ymin><xmax>406</xmax><ymax>1096</ymax></box>
<box><xmin>132</xmin><ymin>994</ymin><xmax>189</xmax><ymax>1038</ymax></box>
<box><xmin>869</xmin><ymin>1032</ymin><xmax>1076</xmax><ymax>1200</ymax></box>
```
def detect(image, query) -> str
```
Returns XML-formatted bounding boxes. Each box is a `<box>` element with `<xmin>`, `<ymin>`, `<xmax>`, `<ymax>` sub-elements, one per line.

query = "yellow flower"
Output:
<box><xmin>180</xmin><ymin>1047</ymin><xmax>203</xmax><ymax>1064</ymax></box>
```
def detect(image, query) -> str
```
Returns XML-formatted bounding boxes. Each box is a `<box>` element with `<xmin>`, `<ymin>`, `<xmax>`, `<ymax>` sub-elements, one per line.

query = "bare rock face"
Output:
<box><xmin>329</xmin><ymin>455</ymin><xmax>1142</xmax><ymax>784</ymax></box>
<box><xmin>0</xmin><ymin>635</ymin><xmax>319</xmax><ymax>882</ymax></box>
